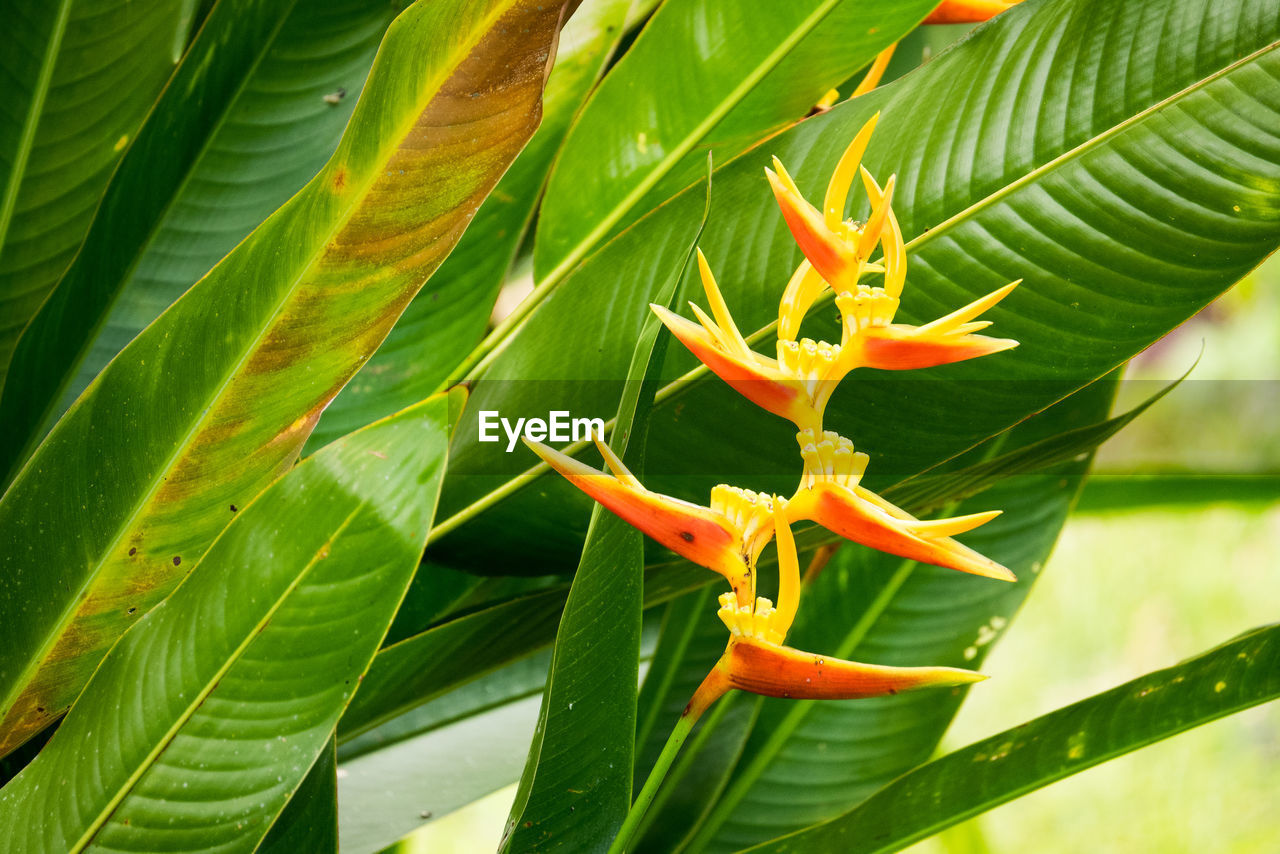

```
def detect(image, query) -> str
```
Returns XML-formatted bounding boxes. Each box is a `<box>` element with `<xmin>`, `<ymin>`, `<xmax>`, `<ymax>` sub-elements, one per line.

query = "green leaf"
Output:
<box><xmin>338</xmin><ymin>691</ymin><xmax>541</xmax><ymax>854</ymax></box>
<box><xmin>430</xmin><ymin>0</ymin><xmax>1280</xmax><ymax>578</ymax></box>
<box><xmin>0</xmin><ymin>0</ymin><xmax>572</xmax><ymax>758</ymax></box>
<box><xmin>531</xmin><ymin>0</ymin><xmax>940</xmax><ymax>288</ymax></box>
<box><xmin>0</xmin><ymin>392</ymin><xmax>454</xmax><ymax>852</ymax></box>
<box><xmin>742</xmin><ymin>623</ymin><xmax>1280</xmax><ymax>853</ymax></box>
<box><xmin>337</xmin><ymin>648</ymin><xmax>552</xmax><ymax>761</ymax></box>
<box><xmin>260</xmin><ymin>737</ymin><xmax>339</xmax><ymax>854</ymax></box>
<box><xmin>0</xmin><ymin>0</ymin><xmax>399</xmax><ymax>482</ymax></box>
<box><xmin>338</xmin><ymin>564</ymin><xmax>707</xmax><ymax>743</ymax></box>
<box><xmin>1075</xmin><ymin>474</ymin><xmax>1280</xmax><ymax>512</ymax></box>
<box><xmin>500</xmin><ymin>162</ymin><xmax>714</xmax><ymax>853</ymax></box>
<box><xmin>499</xmin><ymin>513</ymin><xmax>643</xmax><ymax>852</ymax></box>
<box><xmin>885</xmin><ymin>368</ymin><xmax>1189</xmax><ymax>515</ymax></box>
<box><xmin>341</xmin><ymin>586</ymin><xmax>571</xmax><ymax>742</ymax></box>
<box><xmin>0</xmin><ymin>0</ymin><xmax>185</xmax><ymax>381</ymax></box>
<box><xmin>307</xmin><ymin>0</ymin><xmax>635</xmax><ymax>450</ymax></box>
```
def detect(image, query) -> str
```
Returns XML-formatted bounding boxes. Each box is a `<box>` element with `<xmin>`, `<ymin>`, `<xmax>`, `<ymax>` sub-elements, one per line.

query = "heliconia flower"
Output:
<box><xmin>833</xmin><ymin>169</ymin><xmax>1022</xmax><ymax>371</ymax></box>
<box><xmin>924</xmin><ymin>0</ymin><xmax>1021</xmax><ymax>25</ymax></box>
<box><xmin>651</xmin><ymin>250</ymin><xmax>847</xmax><ymax>431</ymax></box>
<box><xmin>783</xmin><ymin>429</ymin><xmax>1016</xmax><ymax>581</ymax></box>
<box><xmin>523</xmin><ymin>435</ymin><xmax>778</xmax><ymax>604</ymax></box>
<box><xmin>766</xmin><ymin>114</ymin><xmax>891</xmax><ymax>298</ymax></box>
<box><xmin>696</xmin><ymin>503</ymin><xmax>985</xmax><ymax>708</ymax></box>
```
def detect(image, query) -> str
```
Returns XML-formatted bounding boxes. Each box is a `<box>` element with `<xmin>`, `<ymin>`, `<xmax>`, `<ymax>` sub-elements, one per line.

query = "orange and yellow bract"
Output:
<box><xmin>531</xmin><ymin>113</ymin><xmax>1024</xmax><ymax>708</ymax></box>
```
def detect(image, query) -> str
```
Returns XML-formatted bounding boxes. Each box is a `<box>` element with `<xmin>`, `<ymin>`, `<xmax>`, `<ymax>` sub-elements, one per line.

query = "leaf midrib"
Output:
<box><xmin>432</xmin><ymin>37</ymin><xmax>1279</xmax><ymax>541</ymax></box>
<box><xmin>0</xmin><ymin>0</ymin><xmax>515</xmax><ymax>727</ymax></box>
<box><xmin>72</xmin><ymin>506</ymin><xmax>362</xmax><ymax>852</ymax></box>
<box><xmin>0</xmin><ymin>0</ymin><xmax>73</xmax><ymax>263</ymax></box>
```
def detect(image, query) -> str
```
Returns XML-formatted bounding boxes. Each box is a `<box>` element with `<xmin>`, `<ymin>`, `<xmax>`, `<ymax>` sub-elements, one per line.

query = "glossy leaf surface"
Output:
<box><xmin>532</xmin><ymin>0</ymin><xmax>940</xmax><ymax>286</ymax></box>
<box><xmin>259</xmin><ymin>738</ymin><xmax>339</xmax><ymax>854</ymax></box>
<box><xmin>0</xmin><ymin>393</ymin><xmax>453</xmax><ymax>852</ymax></box>
<box><xmin>0</xmin><ymin>0</ymin><xmax>571</xmax><ymax>757</ymax></box>
<box><xmin>0</xmin><ymin>0</ymin><xmax>185</xmax><ymax>379</ymax></box>
<box><xmin>0</xmin><ymin>0</ymin><xmax>398</xmax><ymax>480</ymax></box>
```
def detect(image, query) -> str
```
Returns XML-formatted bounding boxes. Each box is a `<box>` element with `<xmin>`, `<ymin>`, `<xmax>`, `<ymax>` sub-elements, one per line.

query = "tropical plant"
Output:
<box><xmin>0</xmin><ymin>0</ymin><xmax>1276</xmax><ymax>852</ymax></box>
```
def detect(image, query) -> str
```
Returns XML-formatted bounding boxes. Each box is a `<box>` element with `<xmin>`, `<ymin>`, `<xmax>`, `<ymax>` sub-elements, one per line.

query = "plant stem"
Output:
<box><xmin>609</xmin><ymin>666</ymin><xmax>731</xmax><ymax>854</ymax></box>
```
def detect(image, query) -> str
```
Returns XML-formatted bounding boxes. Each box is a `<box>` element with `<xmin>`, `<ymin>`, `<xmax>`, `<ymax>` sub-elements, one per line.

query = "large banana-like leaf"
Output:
<box><xmin>0</xmin><ymin>0</ymin><xmax>186</xmax><ymax>381</ymax></box>
<box><xmin>499</xmin><ymin>515</ymin><xmax>642</xmax><ymax>851</ymax></box>
<box><xmin>745</xmin><ymin>622</ymin><xmax>1280</xmax><ymax>853</ymax></box>
<box><xmin>340</xmin><ymin>694</ymin><xmax>542</xmax><ymax>854</ymax></box>
<box><xmin>431</xmin><ymin>0</ymin><xmax>1280</xmax><ymax>575</ymax></box>
<box><xmin>462</xmin><ymin>0</ymin><xmax>940</xmax><ymax>382</ymax></box>
<box><xmin>337</xmin><ymin>649</ymin><xmax>552</xmax><ymax>760</ymax></box>
<box><xmin>530</xmin><ymin>0</ymin><xmax>940</xmax><ymax>288</ymax></box>
<box><xmin>0</xmin><ymin>0</ymin><xmax>572</xmax><ymax>758</ymax></box>
<box><xmin>0</xmin><ymin>392</ymin><xmax>454</xmax><ymax>852</ymax></box>
<box><xmin>0</xmin><ymin>0</ymin><xmax>399</xmax><ymax>482</ymax></box>
<box><xmin>306</xmin><ymin>0</ymin><xmax>634</xmax><ymax>450</ymax></box>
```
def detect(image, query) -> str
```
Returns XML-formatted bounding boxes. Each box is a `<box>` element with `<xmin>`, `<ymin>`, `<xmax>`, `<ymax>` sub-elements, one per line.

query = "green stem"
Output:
<box><xmin>610</xmin><ymin>668</ymin><xmax>730</xmax><ymax>854</ymax></box>
<box><xmin>610</xmin><ymin>711</ymin><xmax>697</xmax><ymax>854</ymax></box>
<box><xmin>633</xmin><ymin>694</ymin><xmax>738</xmax><ymax>844</ymax></box>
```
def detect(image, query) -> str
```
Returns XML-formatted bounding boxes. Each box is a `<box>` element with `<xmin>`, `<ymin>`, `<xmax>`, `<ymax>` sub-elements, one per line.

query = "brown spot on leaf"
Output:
<box><xmin>680</xmin><ymin>531</ymin><xmax>695</xmax><ymax>543</ymax></box>
<box><xmin>128</xmin><ymin>547</ymin><xmax>136</xmax><ymax>556</ymax></box>
<box><xmin>172</xmin><ymin>556</ymin><xmax>181</xmax><ymax>566</ymax></box>
<box><xmin>332</xmin><ymin>167</ymin><xmax>348</xmax><ymax>192</ymax></box>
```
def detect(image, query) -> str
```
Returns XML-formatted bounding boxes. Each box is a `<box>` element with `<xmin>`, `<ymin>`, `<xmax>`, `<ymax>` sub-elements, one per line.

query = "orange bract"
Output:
<box><xmin>923</xmin><ymin>0</ymin><xmax>1022</xmax><ymax>25</ymax></box>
